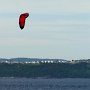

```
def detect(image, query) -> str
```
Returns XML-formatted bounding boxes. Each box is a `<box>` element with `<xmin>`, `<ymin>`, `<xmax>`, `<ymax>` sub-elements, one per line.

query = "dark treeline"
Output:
<box><xmin>0</xmin><ymin>62</ymin><xmax>90</xmax><ymax>78</ymax></box>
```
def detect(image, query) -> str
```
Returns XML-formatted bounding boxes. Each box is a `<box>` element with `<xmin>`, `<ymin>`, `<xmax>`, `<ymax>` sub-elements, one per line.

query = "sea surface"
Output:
<box><xmin>0</xmin><ymin>78</ymin><xmax>90</xmax><ymax>90</ymax></box>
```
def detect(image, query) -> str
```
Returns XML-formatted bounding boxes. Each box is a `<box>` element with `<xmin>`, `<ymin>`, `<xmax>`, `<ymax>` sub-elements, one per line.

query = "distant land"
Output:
<box><xmin>0</xmin><ymin>57</ymin><xmax>90</xmax><ymax>64</ymax></box>
<box><xmin>0</xmin><ymin>58</ymin><xmax>90</xmax><ymax>78</ymax></box>
<box><xmin>0</xmin><ymin>57</ymin><xmax>68</xmax><ymax>64</ymax></box>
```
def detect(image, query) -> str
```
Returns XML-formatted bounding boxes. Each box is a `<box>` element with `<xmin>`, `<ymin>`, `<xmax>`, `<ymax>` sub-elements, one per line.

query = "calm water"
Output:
<box><xmin>0</xmin><ymin>78</ymin><xmax>90</xmax><ymax>90</ymax></box>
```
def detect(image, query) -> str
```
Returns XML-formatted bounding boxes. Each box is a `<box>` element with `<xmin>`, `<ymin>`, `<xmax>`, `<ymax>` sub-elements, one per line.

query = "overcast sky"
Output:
<box><xmin>0</xmin><ymin>0</ymin><xmax>90</xmax><ymax>60</ymax></box>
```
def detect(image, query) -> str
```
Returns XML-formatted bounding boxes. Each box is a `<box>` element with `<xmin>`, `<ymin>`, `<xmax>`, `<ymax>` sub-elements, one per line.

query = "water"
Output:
<box><xmin>0</xmin><ymin>78</ymin><xmax>90</xmax><ymax>90</ymax></box>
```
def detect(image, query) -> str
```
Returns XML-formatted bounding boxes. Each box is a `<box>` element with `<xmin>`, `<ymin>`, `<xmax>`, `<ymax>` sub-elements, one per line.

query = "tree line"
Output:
<box><xmin>0</xmin><ymin>62</ymin><xmax>90</xmax><ymax>78</ymax></box>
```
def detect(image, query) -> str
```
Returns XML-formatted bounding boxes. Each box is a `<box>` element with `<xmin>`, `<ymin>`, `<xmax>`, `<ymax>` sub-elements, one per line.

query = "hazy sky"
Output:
<box><xmin>0</xmin><ymin>0</ymin><xmax>90</xmax><ymax>60</ymax></box>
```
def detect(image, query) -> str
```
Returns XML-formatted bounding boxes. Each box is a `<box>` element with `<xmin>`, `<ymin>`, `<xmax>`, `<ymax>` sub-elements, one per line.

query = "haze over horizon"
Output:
<box><xmin>0</xmin><ymin>0</ymin><xmax>90</xmax><ymax>60</ymax></box>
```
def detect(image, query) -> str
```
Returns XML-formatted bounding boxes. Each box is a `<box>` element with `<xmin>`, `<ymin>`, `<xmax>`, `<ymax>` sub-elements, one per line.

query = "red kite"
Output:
<box><xmin>19</xmin><ymin>13</ymin><xmax>29</xmax><ymax>29</ymax></box>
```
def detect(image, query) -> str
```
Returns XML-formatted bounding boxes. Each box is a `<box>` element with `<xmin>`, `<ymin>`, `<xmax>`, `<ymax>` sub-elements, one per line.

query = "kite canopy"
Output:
<box><xmin>19</xmin><ymin>13</ymin><xmax>29</xmax><ymax>29</ymax></box>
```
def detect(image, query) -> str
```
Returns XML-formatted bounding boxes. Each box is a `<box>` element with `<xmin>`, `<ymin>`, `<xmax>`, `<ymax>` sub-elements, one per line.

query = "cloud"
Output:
<box><xmin>0</xmin><ymin>0</ymin><xmax>90</xmax><ymax>13</ymax></box>
<box><xmin>30</xmin><ymin>0</ymin><xmax>90</xmax><ymax>14</ymax></box>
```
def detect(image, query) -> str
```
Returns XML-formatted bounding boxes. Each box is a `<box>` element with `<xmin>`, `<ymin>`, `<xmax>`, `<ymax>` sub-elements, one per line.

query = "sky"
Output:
<box><xmin>0</xmin><ymin>0</ymin><xmax>90</xmax><ymax>60</ymax></box>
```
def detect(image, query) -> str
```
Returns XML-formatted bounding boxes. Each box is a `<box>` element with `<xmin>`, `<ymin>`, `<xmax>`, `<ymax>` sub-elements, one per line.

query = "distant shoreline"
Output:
<box><xmin>0</xmin><ymin>77</ymin><xmax>90</xmax><ymax>79</ymax></box>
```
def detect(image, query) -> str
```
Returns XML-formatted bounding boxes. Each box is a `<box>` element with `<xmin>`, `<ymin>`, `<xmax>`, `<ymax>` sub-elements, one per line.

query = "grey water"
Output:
<box><xmin>0</xmin><ymin>78</ymin><xmax>90</xmax><ymax>90</ymax></box>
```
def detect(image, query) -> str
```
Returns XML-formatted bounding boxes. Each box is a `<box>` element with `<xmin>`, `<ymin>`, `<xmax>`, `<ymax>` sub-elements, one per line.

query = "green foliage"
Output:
<box><xmin>0</xmin><ymin>62</ymin><xmax>90</xmax><ymax>78</ymax></box>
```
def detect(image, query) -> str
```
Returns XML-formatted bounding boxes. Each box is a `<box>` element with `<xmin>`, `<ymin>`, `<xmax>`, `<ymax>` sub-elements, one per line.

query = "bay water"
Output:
<box><xmin>0</xmin><ymin>78</ymin><xmax>90</xmax><ymax>90</ymax></box>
